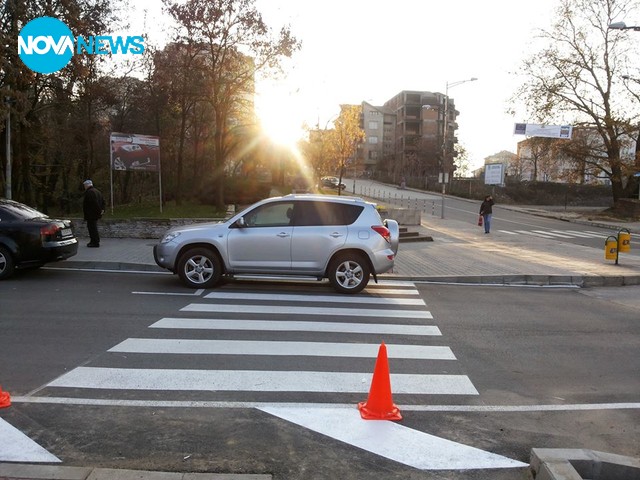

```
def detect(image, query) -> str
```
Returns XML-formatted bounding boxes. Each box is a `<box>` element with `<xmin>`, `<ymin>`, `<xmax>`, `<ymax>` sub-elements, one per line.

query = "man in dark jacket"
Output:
<box><xmin>83</xmin><ymin>179</ymin><xmax>105</xmax><ymax>247</ymax></box>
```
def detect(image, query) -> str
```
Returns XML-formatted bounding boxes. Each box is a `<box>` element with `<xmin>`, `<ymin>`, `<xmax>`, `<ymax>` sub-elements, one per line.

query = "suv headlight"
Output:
<box><xmin>161</xmin><ymin>231</ymin><xmax>181</xmax><ymax>244</ymax></box>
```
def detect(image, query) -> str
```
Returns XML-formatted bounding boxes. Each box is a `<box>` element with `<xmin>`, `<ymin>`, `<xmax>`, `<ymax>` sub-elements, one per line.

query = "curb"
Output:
<box><xmin>530</xmin><ymin>448</ymin><xmax>640</xmax><ymax>480</ymax></box>
<box><xmin>0</xmin><ymin>464</ymin><xmax>271</xmax><ymax>480</ymax></box>
<box><xmin>48</xmin><ymin>263</ymin><xmax>640</xmax><ymax>287</ymax></box>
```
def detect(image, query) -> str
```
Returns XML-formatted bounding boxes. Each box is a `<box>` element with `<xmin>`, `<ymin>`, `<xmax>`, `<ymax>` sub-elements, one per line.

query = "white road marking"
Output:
<box><xmin>259</xmin><ymin>406</ymin><xmax>527</xmax><ymax>470</ymax></box>
<box><xmin>371</xmin><ymin>280</ymin><xmax>417</xmax><ymax>287</ymax></box>
<box><xmin>47</xmin><ymin>367</ymin><xmax>478</xmax><ymax>395</ymax></box>
<box><xmin>13</xmin><ymin>397</ymin><xmax>640</xmax><ymax>413</ymax></box>
<box><xmin>363</xmin><ymin>287</ymin><xmax>419</xmax><ymax>295</ymax></box>
<box><xmin>203</xmin><ymin>291</ymin><xmax>425</xmax><ymax>305</ymax></box>
<box><xmin>514</xmin><ymin>230</ymin><xmax>556</xmax><ymax>238</ymax></box>
<box><xmin>150</xmin><ymin>318</ymin><xmax>442</xmax><ymax>336</ymax></box>
<box><xmin>0</xmin><ymin>418</ymin><xmax>60</xmax><ymax>463</ymax></box>
<box><xmin>531</xmin><ymin>230</ymin><xmax>567</xmax><ymax>238</ymax></box>
<box><xmin>181</xmin><ymin>303</ymin><xmax>433</xmax><ymax>319</ymax></box>
<box><xmin>552</xmin><ymin>230</ymin><xmax>600</xmax><ymax>238</ymax></box>
<box><xmin>497</xmin><ymin>230</ymin><xmax>518</xmax><ymax>235</ymax></box>
<box><xmin>133</xmin><ymin>289</ymin><xmax>205</xmax><ymax>296</ymax></box>
<box><xmin>109</xmin><ymin>339</ymin><xmax>456</xmax><ymax>360</ymax></box>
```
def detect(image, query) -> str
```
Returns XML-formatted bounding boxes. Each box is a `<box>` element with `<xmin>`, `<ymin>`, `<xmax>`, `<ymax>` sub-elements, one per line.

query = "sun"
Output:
<box><xmin>255</xmin><ymin>83</ymin><xmax>305</xmax><ymax>148</ymax></box>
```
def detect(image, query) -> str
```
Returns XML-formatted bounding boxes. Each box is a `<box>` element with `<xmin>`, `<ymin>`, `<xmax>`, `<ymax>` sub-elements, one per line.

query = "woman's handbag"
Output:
<box><xmin>477</xmin><ymin>215</ymin><xmax>483</xmax><ymax>226</ymax></box>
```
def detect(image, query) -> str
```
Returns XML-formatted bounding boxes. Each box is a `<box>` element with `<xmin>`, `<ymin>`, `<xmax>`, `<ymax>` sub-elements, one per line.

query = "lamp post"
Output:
<box><xmin>4</xmin><ymin>94</ymin><xmax>14</xmax><ymax>200</ymax></box>
<box><xmin>440</xmin><ymin>77</ymin><xmax>477</xmax><ymax>218</ymax></box>
<box><xmin>609</xmin><ymin>21</ymin><xmax>640</xmax><ymax>31</ymax></box>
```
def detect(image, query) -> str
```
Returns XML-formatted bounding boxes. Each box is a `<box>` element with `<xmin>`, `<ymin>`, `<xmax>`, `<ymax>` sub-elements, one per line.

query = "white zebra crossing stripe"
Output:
<box><xmin>557</xmin><ymin>230</ymin><xmax>604</xmax><ymax>238</ymax></box>
<box><xmin>0</xmin><ymin>418</ymin><xmax>60</xmax><ymax>463</ymax></box>
<box><xmin>150</xmin><ymin>318</ymin><xmax>442</xmax><ymax>336</ymax></box>
<box><xmin>109</xmin><ymin>339</ymin><xmax>456</xmax><ymax>360</ymax></box>
<box><xmin>48</xmin><ymin>367</ymin><xmax>479</xmax><ymax>395</ymax></box>
<box><xmin>498</xmin><ymin>229</ymin><xmax>607</xmax><ymax>238</ymax></box>
<box><xmin>260</xmin><ymin>407</ymin><xmax>527</xmax><ymax>470</ymax></box>
<box><xmin>359</xmin><ymin>288</ymin><xmax>419</xmax><ymax>295</ymax></box>
<box><xmin>203</xmin><ymin>291</ymin><xmax>425</xmax><ymax>306</ymax></box>
<box><xmin>181</xmin><ymin>303</ymin><xmax>433</xmax><ymax>318</ymax></box>
<box><xmin>531</xmin><ymin>230</ymin><xmax>567</xmax><ymax>238</ymax></box>
<box><xmin>514</xmin><ymin>230</ymin><xmax>556</xmax><ymax>238</ymax></box>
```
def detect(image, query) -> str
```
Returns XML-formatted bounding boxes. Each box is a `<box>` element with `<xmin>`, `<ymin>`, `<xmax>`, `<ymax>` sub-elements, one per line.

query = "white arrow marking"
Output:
<box><xmin>0</xmin><ymin>418</ymin><xmax>60</xmax><ymax>463</ymax></box>
<box><xmin>259</xmin><ymin>406</ymin><xmax>527</xmax><ymax>470</ymax></box>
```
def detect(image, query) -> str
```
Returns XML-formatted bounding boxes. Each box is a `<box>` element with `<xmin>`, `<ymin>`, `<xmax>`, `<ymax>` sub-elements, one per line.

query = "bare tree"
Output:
<box><xmin>512</xmin><ymin>0</ymin><xmax>640</xmax><ymax>203</ymax></box>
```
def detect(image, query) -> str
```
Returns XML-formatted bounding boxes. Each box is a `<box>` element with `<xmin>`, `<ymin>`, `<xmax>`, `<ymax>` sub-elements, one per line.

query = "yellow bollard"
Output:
<box><xmin>605</xmin><ymin>236</ymin><xmax>618</xmax><ymax>261</ymax></box>
<box><xmin>618</xmin><ymin>229</ymin><xmax>631</xmax><ymax>253</ymax></box>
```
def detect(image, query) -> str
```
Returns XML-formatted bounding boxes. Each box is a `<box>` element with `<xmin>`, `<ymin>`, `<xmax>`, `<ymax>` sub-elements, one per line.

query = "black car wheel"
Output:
<box><xmin>0</xmin><ymin>245</ymin><xmax>15</xmax><ymax>280</ymax></box>
<box><xmin>177</xmin><ymin>247</ymin><xmax>222</xmax><ymax>289</ymax></box>
<box><xmin>328</xmin><ymin>252</ymin><xmax>370</xmax><ymax>294</ymax></box>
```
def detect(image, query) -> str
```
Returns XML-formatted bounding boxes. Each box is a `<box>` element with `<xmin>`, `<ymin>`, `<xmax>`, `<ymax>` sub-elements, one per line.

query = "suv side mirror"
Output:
<box><xmin>235</xmin><ymin>217</ymin><xmax>246</xmax><ymax>228</ymax></box>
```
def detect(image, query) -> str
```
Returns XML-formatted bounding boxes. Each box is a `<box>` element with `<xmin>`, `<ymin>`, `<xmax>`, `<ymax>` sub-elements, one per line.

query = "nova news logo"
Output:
<box><xmin>18</xmin><ymin>16</ymin><xmax>145</xmax><ymax>74</ymax></box>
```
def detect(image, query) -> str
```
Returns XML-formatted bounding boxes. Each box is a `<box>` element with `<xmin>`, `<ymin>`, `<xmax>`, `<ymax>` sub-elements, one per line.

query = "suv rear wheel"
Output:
<box><xmin>328</xmin><ymin>252</ymin><xmax>370</xmax><ymax>294</ymax></box>
<box><xmin>177</xmin><ymin>247</ymin><xmax>222</xmax><ymax>289</ymax></box>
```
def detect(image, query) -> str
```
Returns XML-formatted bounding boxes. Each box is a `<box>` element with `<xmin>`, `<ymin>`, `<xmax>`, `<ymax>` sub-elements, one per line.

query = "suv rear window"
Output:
<box><xmin>294</xmin><ymin>201</ymin><xmax>363</xmax><ymax>226</ymax></box>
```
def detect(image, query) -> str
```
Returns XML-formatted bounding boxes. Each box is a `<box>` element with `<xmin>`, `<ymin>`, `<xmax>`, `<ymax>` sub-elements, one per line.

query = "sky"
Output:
<box><xmin>134</xmin><ymin>0</ymin><xmax>563</xmax><ymax>169</ymax></box>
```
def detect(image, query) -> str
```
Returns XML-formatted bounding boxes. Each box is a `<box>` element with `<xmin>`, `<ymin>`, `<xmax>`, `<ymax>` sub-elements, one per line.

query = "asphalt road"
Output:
<box><xmin>1</xmin><ymin>269</ymin><xmax>639</xmax><ymax>479</ymax></box>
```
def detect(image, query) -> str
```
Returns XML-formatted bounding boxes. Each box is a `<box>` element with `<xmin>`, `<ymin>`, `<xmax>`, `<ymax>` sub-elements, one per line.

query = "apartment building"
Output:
<box><xmin>360</xmin><ymin>90</ymin><xmax>459</xmax><ymax>183</ymax></box>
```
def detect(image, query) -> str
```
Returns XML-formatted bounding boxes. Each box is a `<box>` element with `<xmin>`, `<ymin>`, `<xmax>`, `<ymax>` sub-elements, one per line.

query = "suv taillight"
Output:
<box><xmin>371</xmin><ymin>225</ymin><xmax>391</xmax><ymax>243</ymax></box>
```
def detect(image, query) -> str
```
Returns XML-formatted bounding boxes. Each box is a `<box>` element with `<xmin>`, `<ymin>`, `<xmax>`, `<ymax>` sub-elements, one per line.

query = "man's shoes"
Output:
<box><xmin>87</xmin><ymin>243</ymin><xmax>100</xmax><ymax>248</ymax></box>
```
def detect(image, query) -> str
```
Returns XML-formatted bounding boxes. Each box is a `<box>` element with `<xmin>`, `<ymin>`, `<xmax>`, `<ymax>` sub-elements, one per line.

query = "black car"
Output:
<box><xmin>320</xmin><ymin>176</ymin><xmax>346</xmax><ymax>190</ymax></box>
<box><xmin>0</xmin><ymin>199</ymin><xmax>78</xmax><ymax>279</ymax></box>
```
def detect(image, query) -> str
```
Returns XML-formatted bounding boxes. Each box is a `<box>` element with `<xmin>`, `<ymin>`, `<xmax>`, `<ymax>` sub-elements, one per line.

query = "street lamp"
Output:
<box><xmin>440</xmin><ymin>77</ymin><xmax>477</xmax><ymax>219</ymax></box>
<box><xmin>609</xmin><ymin>21</ymin><xmax>640</xmax><ymax>31</ymax></box>
<box><xmin>4</xmin><ymin>94</ymin><xmax>14</xmax><ymax>200</ymax></box>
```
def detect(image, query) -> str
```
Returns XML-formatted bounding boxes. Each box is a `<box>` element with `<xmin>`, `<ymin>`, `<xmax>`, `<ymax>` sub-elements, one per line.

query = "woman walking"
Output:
<box><xmin>479</xmin><ymin>195</ymin><xmax>494</xmax><ymax>234</ymax></box>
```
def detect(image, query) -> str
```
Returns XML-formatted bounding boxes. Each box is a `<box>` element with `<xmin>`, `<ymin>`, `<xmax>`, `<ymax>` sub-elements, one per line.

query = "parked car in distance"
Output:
<box><xmin>154</xmin><ymin>194</ymin><xmax>400</xmax><ymax>293</ymax></box>
<box><xmin>0</xmin><ymin>199</ymin><xmax>78</xmax><ymax>279</ymax></box>
<box><xmin>320</xmin><ymin>176</ymin><xmax>346</xmax><ymax>190</ymax></box>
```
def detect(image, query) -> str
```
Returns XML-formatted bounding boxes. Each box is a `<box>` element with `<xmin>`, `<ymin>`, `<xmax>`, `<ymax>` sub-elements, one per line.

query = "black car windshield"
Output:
<box><xmin>0</xmin><ymin>201</ymin><xmax>47</xmax><ymax>220</ymax></box>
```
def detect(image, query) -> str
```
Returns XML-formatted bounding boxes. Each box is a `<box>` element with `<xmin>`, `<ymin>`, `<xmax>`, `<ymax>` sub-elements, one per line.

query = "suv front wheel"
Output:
<box><xmin>328</xmin><ymin>252</ymin><xmax>371</xmax><ymax>294</ymax></box>
<box><xmin>177</xmin><ymin>247</ymin><xmax>222</xmax><ymax>289</ymax></box>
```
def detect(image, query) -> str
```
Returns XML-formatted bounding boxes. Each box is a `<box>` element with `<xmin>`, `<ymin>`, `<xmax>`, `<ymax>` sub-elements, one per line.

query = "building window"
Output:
<box><xmin>368</xmin><ymin>121</ymin><xmax>378</xmax><ymax>130</ymax></box>
<box><xmin>368</xmin><ymin>151</ymin><xmax>378</xmax><ymax>159</ymax></box>
<box><xmin>368</xmin><ymin>136</ymin><xmax>378</xmax><ymax>144</ymax></box>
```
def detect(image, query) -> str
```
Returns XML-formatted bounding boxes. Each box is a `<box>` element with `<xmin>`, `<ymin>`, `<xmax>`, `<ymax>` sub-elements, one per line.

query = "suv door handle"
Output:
<box><xmin>330</xmin><ymin>232</ymin><xmax>343</xmax><ymax>238</ymax></box>
<box><xmin>277</xmin><ymin>232</ymin><xmax>290</xmax><ymax>238</ymax></box>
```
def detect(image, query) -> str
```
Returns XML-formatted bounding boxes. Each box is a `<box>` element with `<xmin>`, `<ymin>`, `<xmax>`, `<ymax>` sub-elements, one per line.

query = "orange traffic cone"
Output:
<box><xmin>0</xmin><ymin>385</ymin><xmax>11</xmax><ymax>409</ymax></box>
<box><xmin>358</xmin><ymin>343</ymin><xmax>402</xmax><ymax>421</ymax></box>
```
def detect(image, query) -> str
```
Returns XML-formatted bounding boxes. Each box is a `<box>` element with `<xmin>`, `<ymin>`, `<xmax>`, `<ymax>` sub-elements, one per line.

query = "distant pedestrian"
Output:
<box><xmin>83</xmin><ymin>179</ymin><xmax>105</xmax><ymax>247</ymax></box>
<box><xmin>479</xmin><ymin>194</ymin><xmax>494</xmax><ymax>234</ymax></box>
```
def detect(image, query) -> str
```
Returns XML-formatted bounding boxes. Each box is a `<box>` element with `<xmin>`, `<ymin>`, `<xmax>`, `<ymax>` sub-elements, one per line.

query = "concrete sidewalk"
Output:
<box><xmin>62</xmin><ymin>206</ymin><xmax>640</xmax><ymax>287</ymax></box>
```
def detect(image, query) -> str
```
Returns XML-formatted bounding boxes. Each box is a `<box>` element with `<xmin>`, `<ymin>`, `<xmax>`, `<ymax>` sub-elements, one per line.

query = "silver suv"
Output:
<box><xmin>153</xmin><ymin>194</ymin><xmax>399</xmax><ymax>293</ymax></box>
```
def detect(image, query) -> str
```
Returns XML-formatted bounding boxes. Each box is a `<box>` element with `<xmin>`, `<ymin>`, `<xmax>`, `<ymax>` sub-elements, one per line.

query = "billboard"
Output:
<box><xmin>484</xmin><ymin>163</ymin><xmax>504</xmax><ymax>186</ymax></box>
<box><xmin>513</xmin><ymin>123</ymin><xmax>573</xmax><ymax>139</ymax></box>
<box><xmin>110</xmin><ymin>132</ymin><xmax>160</xmax><ymax>172</ymax></box>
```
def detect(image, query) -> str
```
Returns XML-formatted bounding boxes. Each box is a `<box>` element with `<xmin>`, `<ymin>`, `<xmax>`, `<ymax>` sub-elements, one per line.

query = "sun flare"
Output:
<box><xmin>255</xmin><ymin>84</ymin><xmax>305</xmax><ymax>149</ymax></box>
